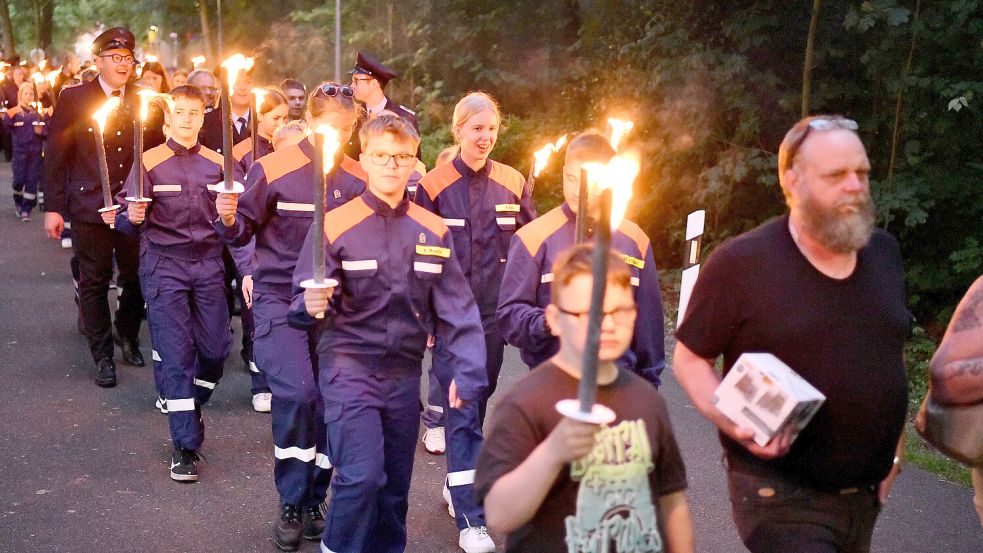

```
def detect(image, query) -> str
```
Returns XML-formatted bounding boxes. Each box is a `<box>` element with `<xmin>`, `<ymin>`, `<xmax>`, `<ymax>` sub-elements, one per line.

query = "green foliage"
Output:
<box><xmin>13</xmin><ymin>0</ymin><xmax>982</xmax><ymax>334</ymax></box>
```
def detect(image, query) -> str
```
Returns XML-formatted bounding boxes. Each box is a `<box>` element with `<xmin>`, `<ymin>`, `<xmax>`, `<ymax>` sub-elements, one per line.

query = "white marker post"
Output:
<box><xmin>677</xmin><ymin>210</ymin><xmax>705</xmax><ymax>327</ymax></box>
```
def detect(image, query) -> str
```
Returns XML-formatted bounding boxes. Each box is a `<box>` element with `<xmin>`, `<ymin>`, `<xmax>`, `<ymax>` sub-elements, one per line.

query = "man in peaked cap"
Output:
<box><xmin>345</xmin><ymin>51</ymin><xmax>420</xmax><ymax>158</ymax></box>
<box><xmin>41</xmin><ymin>26</ymin><xmax>146</xmax><ymax>388</ymax></box>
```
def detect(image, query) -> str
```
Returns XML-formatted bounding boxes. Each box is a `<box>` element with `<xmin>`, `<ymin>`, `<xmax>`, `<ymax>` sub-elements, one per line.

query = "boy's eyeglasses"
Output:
<box><xmin>98</xmin><ymin>54</ymin><xmax>136</xmax><ymax>65</ymax></box>
<box><xmin>555</xmin><ymin>305</ymin><xmax>637</xmax><ymax>325</ymax></box>
<box><xmin>366</xmin><ymin>152</ymin><xmax>417</xmax><ymax>168</ymax></box>
<box><xmin>785</xmin><ymin>116</ymin><xmax>858</xmax><ymax>168</ymax></box>
<box><xmin>316</xmin><ymin>84</ymin><xmax>354</xmax><ymax>98</ymax></box>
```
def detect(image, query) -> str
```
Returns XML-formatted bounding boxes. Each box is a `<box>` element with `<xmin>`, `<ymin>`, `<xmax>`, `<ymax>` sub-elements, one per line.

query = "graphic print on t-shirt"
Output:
<box><xmin>564</xmin><ymin>419</ymin><xmax>663</xmax><ymax>553</ymax></box>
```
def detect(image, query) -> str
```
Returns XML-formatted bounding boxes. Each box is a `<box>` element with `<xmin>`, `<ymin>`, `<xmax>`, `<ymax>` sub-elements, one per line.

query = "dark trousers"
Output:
<box><xmin>11</xmin><ymin>149</ymin><xmax>41</xmax><ymax>214</ymax></box>
<box><xmin>727</xmin><ymin>468</ymin><xmax>882</xmax><ymax>553</ymax></box>
<box><xmin>253</xmin><ymin>292</ymin><xmax>329</xmax><ymax>507</ymax></box>
<box><xmin>72</xmin><ymin>221</ymin><xmax>144</xmax><ymax>362</ymax></box>
<box><xmin>320</xmin><ymin>368</ymin><xmax>420</xmax><ymax>553</ymax></box>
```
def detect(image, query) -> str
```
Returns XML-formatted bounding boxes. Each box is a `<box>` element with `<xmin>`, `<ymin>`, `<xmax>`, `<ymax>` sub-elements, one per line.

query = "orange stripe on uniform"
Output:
<box><xmin>515</xmin><ymin>206</ymin><xmax>568</xmax><ymax>257</ymax></box>
<box><xmin>324</xmin><ymin>196</ymin><xmax>374</xmax><ymax>243</ymax></box>
<box><xmin>616</xmin><ymin>219</ymin><xmax>651</xmax><ymax>257</ymax></box>
<box><xmin>257</xmin><ymin>143</ymin><xmax>311</xmax><ymax>183</ymax></box>
<box><xmin>488</xmin><ymin>160</ymin><xmax>525</xmax><ymax>197</ymax></box>
<box><xmin>143</xmin><ymin>144</ymin><xmax>175</xmax><ymax>172</ymax></box>
<box><xmin>199</xmin><ymin>146</ymin><xmax>225</xmax><ymax>167</ymax></box>
<box><xmin>419</xmin><ymin>162</ymin><xmax>462</xmax><ymax>202</ymax></box>
<box><xmin>232</xmin><ymin>139</ymin><xmax>250</xmax><ymax>162</ymax></box>
<box><xmin>407</xmin><ymin>203</ymin><xmax>449</xmax><ymax>239</ymax></box>
<box><xmin>341</xmin><ymin>155</ymin><xmax>367</xmax><ymax>180</ymax></box>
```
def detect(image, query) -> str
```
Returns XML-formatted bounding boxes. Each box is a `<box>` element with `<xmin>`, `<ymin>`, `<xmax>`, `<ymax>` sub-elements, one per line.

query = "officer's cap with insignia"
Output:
<box><xmin>91</xmin><ymin>27</ymin><xmax>136</xmax><ymax>56</ymax></box>
<box><xmin>351</xmin><ymin>52</ymin><xmax>398</xmax><ymax>87</ymax></box>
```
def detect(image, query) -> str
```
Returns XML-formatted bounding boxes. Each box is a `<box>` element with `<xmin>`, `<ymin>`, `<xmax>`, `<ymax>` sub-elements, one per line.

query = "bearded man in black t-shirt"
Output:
<box><xmin>674</xmin><ymin>115</ymin><xmax>910</xmax><ymax>553</ymax></box>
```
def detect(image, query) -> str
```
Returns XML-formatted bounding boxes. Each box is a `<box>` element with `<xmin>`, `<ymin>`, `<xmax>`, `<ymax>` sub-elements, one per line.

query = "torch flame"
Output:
<box><xmin>315</xmin><ymin>125</ymin><xmax>341</xmax><ymax>175</ymax></box>
<box><xmin>31</xmin><ymin>72</ymin><xmax>44</xmax><ymax>84</ymax></box>
<box><xmin>607</xmin><ymin>117</ymin><xmax>635</xmax><ymax>152</ymax></box>
<box><xmin>146</xmin><ymin>54</ymin><xmax>158</xmax><ymax>63</ymax></box>
<box><xmin>220</xmin><ymin>54</ymin><xmax>254</xmax><ymax>90</ymax></box>
<box><xmin>581</xmin><ymin>152</ymin><xmax>639</xmax><ymax>229</ymax></box>
<box><xmin>92</xmin><ymin>96</ymin><xmax>121</xmax><ymax>134</ymax></box>
<box><xmin>39</xmin><ymin>59</ymin><xmax>47</xmax><ymax>71</ymax></box>
<box><xmin>191</xmin><ymin>55</ymin><xmax>206</xmax><ymax>68</ymax></box>
<box><xmin>531</xmin><ymin>134</ymin><xmax>568</xmax><ymax>178</ymax></box>
<box><xmin>251</xmin><ymin>88</ymin><xmax>269</xmax><ymax>113</ymax></box>
<box><xmin>45</xmin><ymin>70</ymin><xmax>58</xmax><ymax>87</ymax></box>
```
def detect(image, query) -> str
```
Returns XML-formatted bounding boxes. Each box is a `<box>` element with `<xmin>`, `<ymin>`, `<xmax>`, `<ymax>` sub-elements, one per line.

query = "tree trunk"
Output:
<box><xmin>37</xmin><ymin>0</ymin><xmax>53</xmax><ymax>50</ymax></box>
<box><xmin>801</xmin><ymin>0</ymin><xmax>822</xmax><ymax>118</ymax></box>
<box><xmin>199</xmin><ymin>0</ymin><xmax>215</xmax><ymax>62</ymax></box>
<box><xmin>888</xmin><ymin>0</ymin><xmax>921</xmax><ymax>181</ymax></box>
<box><xmin>0</xmin><ymin>0</ymin><xmax>14</xmax><ymax>59</ymax></box>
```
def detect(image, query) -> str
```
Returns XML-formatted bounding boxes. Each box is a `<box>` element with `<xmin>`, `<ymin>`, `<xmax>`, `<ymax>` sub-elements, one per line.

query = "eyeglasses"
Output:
<box><xmin>98</xmin><ymin>54</ymin><xmax>136</xmax><ymax>65</ymax></box>
<box><xmin>366</xmin><ymin>152</ymin><xmax>417</xmax><ymax>167</ymax></box>
<box><xmin>555</xmin><ymin>305</ymin><xmax>637</xmax><ymax>325</ymax></box>
<box><xmin>784</xmin><ymin>116</ymin><xmax>859</xmax><ymax>169</ymax></box>
<box><xmin>316</xmin><ymin>84</ymin><xmax>354</xmax><ymax>98</ymax></box>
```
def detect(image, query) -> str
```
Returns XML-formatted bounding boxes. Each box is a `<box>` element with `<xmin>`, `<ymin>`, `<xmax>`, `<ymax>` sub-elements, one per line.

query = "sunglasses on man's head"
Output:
<box><xmin>786</xmin><ymin>116</ymin><xmax>859</xmax><ymax>168</ymax></box>
<box><xmin>316</xmin><ymin>84</ymin><xmax>354</xmax><ymax>98</ymax></box>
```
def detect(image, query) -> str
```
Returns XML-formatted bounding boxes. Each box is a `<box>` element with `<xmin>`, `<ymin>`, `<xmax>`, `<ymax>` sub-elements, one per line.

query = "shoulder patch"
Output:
<box><xmin>257</xmin><ymin>144</ymin><xmax>311</xmax><ymax>183</ymax></box>
<box><xmin>341</xmin><ymin>155</ymin><xmax>367</xmax><ymax>181</ymax></box>
<box><xmin>407</xmin><ymin>202</ymin><xmax>449</xmax><ymax>238</ymax></box>
<box><xmin>198</xmin><ymin>146</ymin><xmax>225</xmax><ymax>167</ymax></box>
<box><xmin>617</xmin><ymin>218</ymin><xmax>651</xmax><ymax>257</ymax></box>
<box><xmin>231</xmin><ymin>139</ymin><xmax>250</xmax><ymax>162</ymax></box>
<box><xmin>419</xmin><ymin>162</ymin><xmax>462</xmax><ymax>201</ymax></box>
<box><xmin>324</xmin><ymin>196</ymin><xmax>374</xmax><ymax>244</ymax></box>
<box><xmin>488</xmin><ymin>160</ymin><xmax>525</xmax><ymax>197</ymax></box>
<box><xmin>399</xmin><ymin>104</ymin><xmax>416</xmax><ymax>116</ymax></box>
<box><xmin>516</xmin><ymin>206</ymin><xmax>569</xmax><ymax>257</ymax></box>
<box><xmin>143</xmin><ymin>144</ymin><xmax>175</xmax><ymax>173</ymax></box>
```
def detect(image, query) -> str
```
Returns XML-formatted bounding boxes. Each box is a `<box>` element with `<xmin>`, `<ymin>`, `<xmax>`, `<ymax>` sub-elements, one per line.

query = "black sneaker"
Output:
<box><xmin>302</xmin><ymin>503</ymin><xmax>325</xmax><ymax>541</ymax></box>
<box><xmin>169</xmin><ymin>448</ymin><xmax>200</xmax><ymax>482</ymax></box>
<box><xmin>274</xmin><ymin>503</ymin><xmax>303</xmax><ymax>551</ymax></box>
<box><xmin>95</xmin><ymin>358</ymin><xmax>117</xmax><ymax>388</ymax></box>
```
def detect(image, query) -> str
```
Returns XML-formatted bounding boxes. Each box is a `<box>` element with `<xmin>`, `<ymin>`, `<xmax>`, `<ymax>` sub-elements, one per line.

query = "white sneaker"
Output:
<box><xmin>61</xmin><ymin>237</ymin><xmax>73</xmax><ymax>249</ymax></box>
<box><xmin>252</xmin><ymin>392</ymin><xmax>272</xmax><ymax>413</ymax></box>
<box><xmin>155</xmin><ymin>395</ymin><xmax>168</xmax><ymax>414</ymax></box>
<box><xmin>443</xmin><ymin>482</ymin><xmax>455</xmax><ymax>518</ymax></box>
<box><xmin>422</xmin><ymin>426</ymin><xmax>446</xmax><ymax>455</ymax></box>
<box><xmin>459</xmin><ymin>526</ymin><xmax>495</xmax><ymax>553</ymax></box>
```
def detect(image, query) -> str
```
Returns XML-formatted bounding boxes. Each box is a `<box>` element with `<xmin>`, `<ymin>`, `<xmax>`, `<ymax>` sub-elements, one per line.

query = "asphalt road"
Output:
<box><xmin>0</xmin><ymin>162</ymin><xmax>980</xmax><ymax>552</ymax></box>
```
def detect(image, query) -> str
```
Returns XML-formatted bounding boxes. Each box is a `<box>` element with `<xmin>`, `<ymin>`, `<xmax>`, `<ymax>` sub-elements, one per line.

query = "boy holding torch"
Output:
<box><xmin>289</xmin><ymin>114</ymin><xmax>487</xmax><ymax>553</ymax></box>
<box><xmin>109</xmin><ymin>85</ymin><xmax>242</xmax><ymax>482</ymax></box>
<box><xmin>497</xmin><ymin>131</ymin><xmax>667</xmax><ymax>387</ymax></box>
<box><xmin>475</xmin><ymin>244</ymin><xmax>693</xmax><ymax>553</ymax></box>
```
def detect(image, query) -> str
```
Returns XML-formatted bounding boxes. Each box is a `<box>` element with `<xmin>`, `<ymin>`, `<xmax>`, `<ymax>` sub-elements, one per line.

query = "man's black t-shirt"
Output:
<box><xmin>474</xmin><ymin>361</ymin><xmax>687</xmax><ymax>553</ymax></box>
<box><xmin>676</xmin><ymin>214</ymin><xmax>910</xmax><ymax>491</ymax></box>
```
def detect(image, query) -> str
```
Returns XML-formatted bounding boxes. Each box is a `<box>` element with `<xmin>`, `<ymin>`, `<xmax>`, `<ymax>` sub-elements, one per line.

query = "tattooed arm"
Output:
<box><xmin>930</xmin><ymin>275</ymin><xmax>983</xmax><ymax>404</ymax></box>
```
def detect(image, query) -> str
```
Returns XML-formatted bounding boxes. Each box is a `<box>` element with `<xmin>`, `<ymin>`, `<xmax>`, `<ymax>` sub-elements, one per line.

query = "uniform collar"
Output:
<box><xmin>452</xmin><ymin>154</ymin><xmax>491</xmax><ymax>178</ymax></box>
<box><xmin>360</xmin><ymin>188</ymin><xmax>409</xmax><ymax>216</ymax></box>
<box><xmin>167</xmin><ymin>138</ymin><xmax>201</xmax><ymax>156</ymax></box>
<box><xmin>366</xmin><ymin>96</ymin><xmax>388</xmax><ymax>117</ymax></box>
<box><xmin>561</xmin><ymin>201</ymin><xmax>597</xmax><ymax>237</ymax></box>
<box><xmin>96</xmin><ymin>75</ymin><xmax>125</xmax><ymax>98</ymax></box>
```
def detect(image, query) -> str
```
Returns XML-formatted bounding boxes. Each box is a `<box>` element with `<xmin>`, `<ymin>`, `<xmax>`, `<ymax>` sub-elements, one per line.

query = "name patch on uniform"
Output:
<box><xmin>621</xmin><ymin>254</ymin><xmax>645</xmax><ymax>269</ymax></box>
<box><xmin>540</xmin><ymin>273</ymin><xmax>554</xmax><ymax>283</ymax></box>
<box><xmin>415</xmin><ymin>245</ymin><xmax>450</xmax><ymax>258</ymax></box>
<box><xmin>13</xmin><ymin>121</ymin><xmax>23</xmax><ymax>127</ymax></box>
<box><xmin>276</xmin><ymin>201</ymin><xmax>315</xmax><ymax>212</ymax></box>
<box><xmin>153</xmin><ymin>184</ymin><xmax>181</xmax><ymax>193</ymax></box>
<box><xmin>495</xmin><ymin>203</ymin><xmax>520</xmax><ymax>213</ymax></box>
<box><xmin>630</xmin><ymin>276</ymin><xmax>640</xmax><ymax>287</ymax></box>
<box><xmin>342</xmin><ymin>259</ymin><xmax>378</xmax><ymax>271</ymax></box>
<box><xmin>443</xmin><ymin>218</ymin><xmax>465</xmax><ymax>227</ymax></box>
<box><xmin>496</xmin><ymin>217</ymin><xmax>516</xmax><ymax>226</ymax></box>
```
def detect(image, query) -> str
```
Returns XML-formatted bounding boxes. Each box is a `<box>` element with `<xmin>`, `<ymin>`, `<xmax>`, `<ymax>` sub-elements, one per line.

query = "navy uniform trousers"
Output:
<box><xmin>320</xmin><ymin>367</ymin><xmax>420</xmax><ymax>553</ymax></box>
<box><xmin>141</xmin><ymin>251</ymin><xmax>230</xmax><ymax>450</ymax></box>
<box><xmin>12</xmin><ymin>148</ymin><xmax>42</xmax><ymax>213</ymax></box>
<box><xmin>430</xmin><ymin>308</ymin><xmax>505</xmax><ymax>530</ymax></box>
<box><xmin>253</xmin><ymin>290</ymin><xmax>331</xmax><ymax>507</ymax></box>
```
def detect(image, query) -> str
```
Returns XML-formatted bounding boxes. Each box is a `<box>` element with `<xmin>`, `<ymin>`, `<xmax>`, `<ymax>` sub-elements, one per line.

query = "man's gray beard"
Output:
<box><xmin>798</xmin><ymin>191</ymin><xmax>876</xmax><ymax>254</ymax></box>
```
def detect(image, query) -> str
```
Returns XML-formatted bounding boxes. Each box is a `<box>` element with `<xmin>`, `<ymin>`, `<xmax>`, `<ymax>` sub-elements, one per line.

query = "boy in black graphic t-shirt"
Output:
<box><xmin>475</xmin><ymin>245</ymin><xmax>693</xmax><ymax>553</ymax></box>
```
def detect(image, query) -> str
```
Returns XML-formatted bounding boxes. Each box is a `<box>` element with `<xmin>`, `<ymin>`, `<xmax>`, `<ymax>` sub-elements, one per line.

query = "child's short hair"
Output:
<box><xmin>550</xmin><ymin>244</ymin><xmax>632</xmax><ymax>304</ymax></box>
<box><xmin>169</xmin><ymin>85</ymin><xmax>206</xmax><ymax>106</ymax></box>
<box><xmin>359</xmin><ymin>114</ymin><xmax>420</xmax><ymax>148</ymax></box>
<box><xmin>565</xmin><ymin>130</ymin><xmax>615</xmax><ymax>166</ymax></box>
<box><xmin>273</xmin><ymin>119</ymin><xmax>308</xmax><ymax>148</ymax></box>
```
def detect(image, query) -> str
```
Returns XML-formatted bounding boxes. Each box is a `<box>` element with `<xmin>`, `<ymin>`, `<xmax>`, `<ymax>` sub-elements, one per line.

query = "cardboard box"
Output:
<box><xmin>711</xmin><ymin>353</ymin><xmax>826</xmax><ymax>447</ymax></box>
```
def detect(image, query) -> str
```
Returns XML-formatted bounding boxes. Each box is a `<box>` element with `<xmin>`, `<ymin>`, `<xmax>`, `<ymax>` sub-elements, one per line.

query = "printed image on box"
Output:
<box><xmin>711</xmin><ymin>353</ymin><xmax>826</xmax><ymax>447</ymax></box>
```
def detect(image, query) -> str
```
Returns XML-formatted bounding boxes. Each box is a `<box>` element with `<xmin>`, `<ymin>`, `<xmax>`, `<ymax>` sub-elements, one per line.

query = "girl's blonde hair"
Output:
<box><xmin>451</xmin><ymin>92</ymin><xmax>506</xmax><ymax>141</ymax></box>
